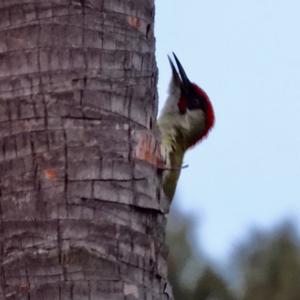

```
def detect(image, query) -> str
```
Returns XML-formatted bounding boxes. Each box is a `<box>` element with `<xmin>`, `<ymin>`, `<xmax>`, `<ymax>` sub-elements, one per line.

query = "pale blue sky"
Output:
<box><xmin>155</xmin><ymin>0</ymin><xmax>300</xmax><ymax>261</ymax></box>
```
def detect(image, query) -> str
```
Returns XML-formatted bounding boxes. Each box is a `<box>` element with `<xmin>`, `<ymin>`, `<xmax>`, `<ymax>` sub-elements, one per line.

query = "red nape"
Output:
<box><xmin>189</xmin><ymin>83</ymin><xmax>215</xmax><ymax>147</ymax></box>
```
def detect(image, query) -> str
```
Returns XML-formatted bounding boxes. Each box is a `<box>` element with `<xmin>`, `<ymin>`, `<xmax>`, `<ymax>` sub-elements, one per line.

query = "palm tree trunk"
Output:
<box><xmin>0</xmin><ymin>1</ymin><xmax>172</xmax><ymax>299</ymax></box>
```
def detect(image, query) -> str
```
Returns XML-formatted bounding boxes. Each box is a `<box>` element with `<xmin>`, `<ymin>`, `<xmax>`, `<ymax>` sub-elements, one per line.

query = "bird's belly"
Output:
<box><xmin>160</xmin><ymin>141</ymin><xmax>184</xmax><ymax>200</ymax></box>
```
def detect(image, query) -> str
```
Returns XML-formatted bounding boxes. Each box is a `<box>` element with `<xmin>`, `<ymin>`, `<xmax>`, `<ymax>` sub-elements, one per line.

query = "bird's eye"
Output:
<box><xmin>187</xmin><ymin>96</ymin><xmax>205</xmax><ymax>111</ymax></box>
<box><xmin>192</xmin><ymin>97</ymin><xmax>202</xmax><ymax>107</ymax></box>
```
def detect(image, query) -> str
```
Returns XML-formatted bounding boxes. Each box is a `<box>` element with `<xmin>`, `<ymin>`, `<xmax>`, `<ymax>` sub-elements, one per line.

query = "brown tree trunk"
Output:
<box><xmin>0</xmin><ymin>1</ymin><xmax>172</xmax><ymax>299</ymax></box>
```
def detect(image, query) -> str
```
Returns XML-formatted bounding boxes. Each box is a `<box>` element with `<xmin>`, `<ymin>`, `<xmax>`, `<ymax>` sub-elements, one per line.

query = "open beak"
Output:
<box><xmin>168</xmin><ymin>53</ymin><xmax>192</xmax><ymax>92</ymax></box>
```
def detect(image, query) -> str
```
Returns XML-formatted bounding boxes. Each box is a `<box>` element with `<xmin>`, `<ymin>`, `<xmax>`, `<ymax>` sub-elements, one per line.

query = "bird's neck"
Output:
<box><xmin>158</xmin><ymin>109</ymin><xmax>206</xmax><ymax>152</ymax></box>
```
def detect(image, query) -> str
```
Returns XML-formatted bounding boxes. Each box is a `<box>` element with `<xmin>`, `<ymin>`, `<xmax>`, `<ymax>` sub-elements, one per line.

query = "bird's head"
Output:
<box><xmin>168</xmin><ymin>53</ymin><xmax>215</xmax><ymax>145</ymax></box>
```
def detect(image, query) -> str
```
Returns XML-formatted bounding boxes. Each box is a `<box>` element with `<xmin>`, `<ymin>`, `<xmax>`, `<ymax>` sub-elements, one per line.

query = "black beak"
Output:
<box><xmin>168</xmin><ymin>53</ymin><xmax>192</xmax><ymax>91</ymax></box>
<box><xmin>168</xmin><ymin>54</ymin><xmax>181</xmax><ymax>85</ymax></box>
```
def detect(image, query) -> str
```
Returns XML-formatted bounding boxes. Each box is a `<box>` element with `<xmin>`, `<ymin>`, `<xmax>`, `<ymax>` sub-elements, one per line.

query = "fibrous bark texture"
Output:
<box><xmin>0</xmin><ymin>1</ymin><xmax>172</xmax><ymax>299</ymax></box>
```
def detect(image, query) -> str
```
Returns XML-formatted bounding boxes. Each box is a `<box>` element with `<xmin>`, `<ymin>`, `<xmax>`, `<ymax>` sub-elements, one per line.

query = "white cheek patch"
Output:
<box><xmin>183</xmin><ymin>109</ymin><xmax>205</xmax><ymax>131</ymax></box>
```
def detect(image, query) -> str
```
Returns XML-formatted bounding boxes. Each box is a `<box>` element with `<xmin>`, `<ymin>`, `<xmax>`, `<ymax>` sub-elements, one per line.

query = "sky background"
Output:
<box><xmin>155</xmin><ymin>0</ymin><xmax>300</xmax><ymax>262</ymax></box>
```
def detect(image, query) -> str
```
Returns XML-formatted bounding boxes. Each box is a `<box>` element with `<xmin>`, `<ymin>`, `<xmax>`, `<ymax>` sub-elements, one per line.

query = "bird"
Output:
<box><xmin>157</xmin><ymin>53</ymin><xmax>215</xmax><ymax>200</ymax></box>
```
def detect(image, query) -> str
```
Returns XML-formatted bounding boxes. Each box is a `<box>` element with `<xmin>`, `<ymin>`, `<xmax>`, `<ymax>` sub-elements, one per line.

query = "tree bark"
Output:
<box><xmin>0</xmin><ymin>1</ymin><xmax>172</xmax><ymax>299</ymax></box>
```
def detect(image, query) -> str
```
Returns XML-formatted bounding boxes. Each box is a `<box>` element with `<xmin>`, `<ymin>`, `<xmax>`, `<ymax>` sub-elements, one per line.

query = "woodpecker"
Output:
<box><xmin>157</xmin><ymin>53</ymin><xmax>215</xmax><ymax>200</ymax></box>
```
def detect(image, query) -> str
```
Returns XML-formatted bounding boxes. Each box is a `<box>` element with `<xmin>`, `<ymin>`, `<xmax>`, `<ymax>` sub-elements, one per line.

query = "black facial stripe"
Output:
<box><xmin>186</xmin><ymin>98</ymin><xmax>206</xmax><ymax>110</ymax></box>
<box><xmin>183</xmin><ymin>89</ymin><xmax>207</xmax><ymax>111</ymax></box>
